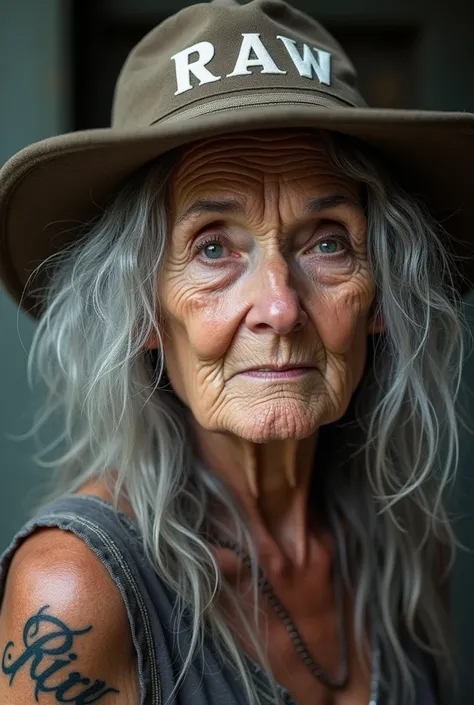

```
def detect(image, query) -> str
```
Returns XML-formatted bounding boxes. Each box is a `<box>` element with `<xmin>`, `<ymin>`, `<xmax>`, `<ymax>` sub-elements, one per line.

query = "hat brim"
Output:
<box><xmin>1</xmin><ymin>103</ymin><xmax>474</xmax><ymax>316</ymax></box>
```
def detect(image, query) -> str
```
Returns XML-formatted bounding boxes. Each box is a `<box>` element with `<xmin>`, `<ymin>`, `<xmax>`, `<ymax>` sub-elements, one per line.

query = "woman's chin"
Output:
<box><xmin>215</xmin><ymin>398</ymin><xmax>325</xmax><ymax>443</ymax></box>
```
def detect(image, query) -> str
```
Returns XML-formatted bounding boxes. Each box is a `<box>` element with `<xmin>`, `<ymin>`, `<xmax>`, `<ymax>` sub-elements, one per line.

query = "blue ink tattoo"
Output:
<box><xmin>1</xmin><ymin>605</ymin><xmax>120</xmax><ymax>703</ymax></box>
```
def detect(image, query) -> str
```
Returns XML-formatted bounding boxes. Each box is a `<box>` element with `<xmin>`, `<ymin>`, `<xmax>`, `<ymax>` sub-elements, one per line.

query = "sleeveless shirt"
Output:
<box><xmin>0</xmin><ymin>494</ymin><xmax>439</xmax><ymax>705</ymax></box>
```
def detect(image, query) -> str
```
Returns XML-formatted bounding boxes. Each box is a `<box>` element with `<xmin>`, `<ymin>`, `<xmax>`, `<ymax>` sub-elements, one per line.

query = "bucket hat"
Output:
<box><xmin>1</xmin><ymin>0</ymin><xmax>474</xmax><ymax>317</ymax></box>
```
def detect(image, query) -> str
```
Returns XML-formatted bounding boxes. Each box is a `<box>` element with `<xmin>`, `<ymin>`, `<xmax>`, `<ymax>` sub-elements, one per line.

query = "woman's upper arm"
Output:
<box><xmin>0</xmin><ymin>527</ymin><xmax>140</xmax><ymax>704</ymax></box>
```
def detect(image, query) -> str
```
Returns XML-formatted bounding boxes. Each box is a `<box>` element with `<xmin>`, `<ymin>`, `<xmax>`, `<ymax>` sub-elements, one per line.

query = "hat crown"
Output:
<box><xmin>112</xmin><ymin>0</ymin><xmax>366</xmax><ymax>130</ymax></box>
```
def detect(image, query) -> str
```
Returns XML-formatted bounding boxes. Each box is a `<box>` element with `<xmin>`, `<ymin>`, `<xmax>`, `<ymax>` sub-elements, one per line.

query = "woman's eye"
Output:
<box><xmin>194</xmin><ymin>236</ymin><xmax>230</xmax><ymax>261</ymax></box>
<box><xmin>312</xmin><ymin>233</ymin><xmax>350</xmax><ymax>255</ymax></box>
<box><xmin>203</xmin><ymin>242</ymin><xmax>225</xmax><ymax>259</ymax></box>
<box><xmin>316</xmin><ymin>238</ymin><xmax>340</xmax><ymax>254</ymax></box>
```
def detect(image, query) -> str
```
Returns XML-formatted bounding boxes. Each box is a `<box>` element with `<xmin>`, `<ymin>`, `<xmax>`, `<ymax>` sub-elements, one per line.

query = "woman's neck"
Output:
<box><xmin>192</xmin><ymin>419</ymin><xmax>319</xmax><ymax>569</ymax></box>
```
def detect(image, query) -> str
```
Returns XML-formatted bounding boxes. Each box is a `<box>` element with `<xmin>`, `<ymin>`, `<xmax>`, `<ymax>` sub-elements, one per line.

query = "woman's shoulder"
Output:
<box><xmin>0</xmin><ymin>525</ymin><xmax>140</xmax><ymax>704</ymax></box>
<box><xmin>75</xmin><ymin>475</ymin><xmax>137</xmax><ymax>519</ymax></box>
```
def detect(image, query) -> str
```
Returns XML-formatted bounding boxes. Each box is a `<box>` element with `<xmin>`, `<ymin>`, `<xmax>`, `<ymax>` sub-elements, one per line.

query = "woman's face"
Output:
<box><xmin>158</xmin><ymin>129</ymin><xmax>377</xmax><ymax>442</ymax></box>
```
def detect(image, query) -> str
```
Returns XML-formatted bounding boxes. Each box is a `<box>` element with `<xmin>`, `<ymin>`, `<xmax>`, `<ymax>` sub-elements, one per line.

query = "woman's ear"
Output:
<box><xmin>143</xmin><ymin>321</ymin><xmax>161</xmax><ymax>350</ymax></box>
<box><xmin>143</xmin><ymin>330</ymin><xmax>160</xmax><ymax>350</ymax></box>
<box><xmin>367</xmin><ymin>297</ymin><xmax>385</xmax><ymax>335</ymax></box>
<box><xmin>143</xmin><ymin>313</ymin><xmax>164</xmax><ymax>350</ymax></box>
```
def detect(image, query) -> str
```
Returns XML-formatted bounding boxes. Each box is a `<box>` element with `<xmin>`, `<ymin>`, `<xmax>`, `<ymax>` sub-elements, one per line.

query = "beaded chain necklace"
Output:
<box><xmin>211</xmin><ymin>537</ymin><xmax>381</xmax><ymax>704</ymax></box>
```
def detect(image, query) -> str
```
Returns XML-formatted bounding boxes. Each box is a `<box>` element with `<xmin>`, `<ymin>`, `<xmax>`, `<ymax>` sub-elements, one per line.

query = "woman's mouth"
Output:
<box><xmin>238</xmin><ymin>365</ymin><xmax>316</xmax><ymax>380</ymax></box>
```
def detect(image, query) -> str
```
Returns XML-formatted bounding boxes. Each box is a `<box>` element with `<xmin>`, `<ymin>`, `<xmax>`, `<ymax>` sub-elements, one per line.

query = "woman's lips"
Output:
<box><xmin>238</xmin><ymin>366</ymin><xmax>316</xmax><ymax>380</ymax></box>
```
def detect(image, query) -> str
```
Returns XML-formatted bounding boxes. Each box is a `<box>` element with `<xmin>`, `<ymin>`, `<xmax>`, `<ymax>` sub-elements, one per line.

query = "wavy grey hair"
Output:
<box><xmin>15</xmin><ymin>129</ymin><xmax>473</xmax><ymax>705</ymax></box>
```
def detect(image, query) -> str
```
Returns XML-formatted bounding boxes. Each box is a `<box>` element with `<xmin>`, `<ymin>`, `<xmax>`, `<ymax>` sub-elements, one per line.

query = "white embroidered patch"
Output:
<box><xmin>171</xmin><ymin>33</ymin><xmax>332</xmax><ymax>96</ymax></box>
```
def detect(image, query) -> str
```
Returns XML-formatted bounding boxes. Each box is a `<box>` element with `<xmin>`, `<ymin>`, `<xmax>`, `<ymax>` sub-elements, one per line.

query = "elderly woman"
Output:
<box><xmin>0</xmin><ymin>1</ymin><xmax>473</xmax><ymax>705</ymax></box>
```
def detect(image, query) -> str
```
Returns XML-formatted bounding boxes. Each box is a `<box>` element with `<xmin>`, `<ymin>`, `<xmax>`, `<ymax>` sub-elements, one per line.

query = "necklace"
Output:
<box><xmin>211</xmin><ymin>537</ymin><xmax>349</xmax><ymax>690</ymax></box>
<box><xmin>209</xmin><ymin>535</ymin><xmax>381</xmax><ymax>704</ymax></box>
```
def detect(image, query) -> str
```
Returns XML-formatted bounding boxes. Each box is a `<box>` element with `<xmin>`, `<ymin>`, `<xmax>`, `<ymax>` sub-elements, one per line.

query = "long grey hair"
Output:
<box><xmin>16</xmin><ymin>129</ymin><xmax>473</xmax><ymax>705</ymax></box>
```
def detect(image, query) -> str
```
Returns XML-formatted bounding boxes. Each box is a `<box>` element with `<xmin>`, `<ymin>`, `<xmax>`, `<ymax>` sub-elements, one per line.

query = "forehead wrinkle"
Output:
<box><xmin>177</xmin><ymin>163</ymin><xmax>356</xmax><ymax>197</ymax></box>
<box><xmin>178</xmin><ymin>129</ymin><xmax>329</xmax><ymax>164</ymax></box>
<box><xmin>173</xmin><ymin>178</ymin><xmax>251</xmax><ymax>225</ymax></box>
<box><xmin>193</xmin><ymin>152</ymin><xmax>339</xmax><ymax>178</ymax></box>
<box><xmin>173</xmin><ymin>183</ymin><xmax>362</xmax><ymax>234</ymax></box>
<box><xmin>174</xmin><ymin>135</ymin><xmax>339</xmax><ymax>179</ymax></box>
<box><xmin>170</xmin><ymin>136</ymin><xmax>361</xmax><ymax>231</ymax></box>
<box><xmin>236</xmin><ymin>148</ymin><xmax>337</xmax><ymax>171</ymax></box>
<box><xmin>173</xmin><ymin>131</ymin><xmax>351</xmax><ymax>187</ymax></box>
<box><xmin>178</xmin><ymin>167</ymin><xmax>358</xmax><ymax>215</ymax></box>
<box><xmin>173</xmin><ymin>160</ymin><xmax>269</xmax><ymax>203</ymax></box>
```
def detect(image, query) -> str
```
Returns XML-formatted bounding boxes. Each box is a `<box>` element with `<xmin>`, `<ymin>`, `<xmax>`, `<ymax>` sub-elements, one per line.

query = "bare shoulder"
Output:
<box><xmin>0</xmin><ymin>527</ymin><xmax>140</xmax><ymax>704</ymax></box>
<box><xmin>76</xmin><ymin>475</ymin><xmax>136</xmax><ymax>519</ymax></box>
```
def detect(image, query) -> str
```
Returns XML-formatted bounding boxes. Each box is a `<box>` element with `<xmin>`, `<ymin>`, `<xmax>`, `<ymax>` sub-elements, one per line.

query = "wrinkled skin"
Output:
<box><xmin>145</xmin><ymin>130</ymin><xmax>384</xmax><ymax>704</ymax></box>
<box><xmin>148</xmin><ymin>128</ymin><xmax>383</xmax><ymax>562</ymax></box>
<box><xmin>160</xmin><ymin>130</ymin><xmax>377</xmax><ymax>436</ymax></box>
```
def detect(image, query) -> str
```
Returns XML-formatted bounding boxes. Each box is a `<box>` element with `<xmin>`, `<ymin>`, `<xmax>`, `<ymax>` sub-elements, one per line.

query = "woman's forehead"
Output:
<box><xmin>175</xmin><ymin>128</ymin><xmax>331</xmax><ymax>167</ymax></box>
<box><xmin>169</xmin><ymin>129</ymin><xmax>359</xmax><ymax>209</ymax></box>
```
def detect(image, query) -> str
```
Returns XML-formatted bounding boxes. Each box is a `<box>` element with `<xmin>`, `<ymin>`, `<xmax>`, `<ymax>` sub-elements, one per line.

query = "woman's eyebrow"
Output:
<box><xmin>305</xmin><ymin>194</ymin><xmax>362</xmax><ymax>214</ymax></box>
<box><xmin>176</xmin><ymin>198</ymin><xmax>244</xmax><ymax>225</ymax></box>
<box><xmin>175</xmin><ymin>194</ymin><xmax>362</xmax><ymax>226</ymax></box>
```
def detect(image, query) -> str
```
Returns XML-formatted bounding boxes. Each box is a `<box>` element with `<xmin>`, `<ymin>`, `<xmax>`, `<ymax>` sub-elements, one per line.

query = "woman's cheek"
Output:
<box><xmin>186</xmin><ymin>254</ymin><xmax>247</xmax><ymax>292</ymax></box>
<box><xmin>161</xmin><ymin>254</ymin><xmax>253</xmax><ymax>362</ymax></box>
<box><xmin>183</xmin><ymin>292</ymin><xmax>245</xmax><ymax>361</ymax></box>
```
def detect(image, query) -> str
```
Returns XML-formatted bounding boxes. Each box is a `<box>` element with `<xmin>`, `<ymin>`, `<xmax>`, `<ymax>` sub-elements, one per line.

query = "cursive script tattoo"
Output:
<box><xmin>1</xmin><ymin>605</ymin><xmax>120</xmax><ymax>703</ymax></box>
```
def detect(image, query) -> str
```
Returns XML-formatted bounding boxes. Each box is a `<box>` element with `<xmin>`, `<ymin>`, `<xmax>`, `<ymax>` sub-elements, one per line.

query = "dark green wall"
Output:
<box><xmin>1</xmin><ymin>0</ymin><xmax>474</xmax><ymax>701</ymax></box>
<box><xmin>0</xmin><ymin>0</ymin><xmax>70</xmax><ymax>544</ymax></box>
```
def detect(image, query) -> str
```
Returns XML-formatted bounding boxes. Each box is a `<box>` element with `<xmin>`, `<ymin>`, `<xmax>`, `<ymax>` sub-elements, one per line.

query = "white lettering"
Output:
<box><xmin>227</xmin><ymin>33</ymin><xmax>286</xmax><ymax>77</ymax></box>
<box><xmin>171</xmin><ymin>41</ymin><xmax>221</xmax><ymax>95</ymax></box>
<box><xmin>276</xmin><ymin>35</ymin><xmax>331</xmax><ymax>85</ymax></box>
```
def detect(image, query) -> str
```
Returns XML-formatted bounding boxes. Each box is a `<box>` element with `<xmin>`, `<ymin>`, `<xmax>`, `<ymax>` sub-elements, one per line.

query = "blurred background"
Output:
<box><xmin>1</xmin><ymin>0</ymin><xmax>474</xmax><ymax>700</ymax></box>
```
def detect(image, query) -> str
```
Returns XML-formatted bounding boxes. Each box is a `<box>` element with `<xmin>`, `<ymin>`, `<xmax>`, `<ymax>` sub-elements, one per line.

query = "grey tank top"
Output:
<box><xmin>0</xmin><ymin>494</ymin><xmax>438</xmax><ymax>705</ymax></box>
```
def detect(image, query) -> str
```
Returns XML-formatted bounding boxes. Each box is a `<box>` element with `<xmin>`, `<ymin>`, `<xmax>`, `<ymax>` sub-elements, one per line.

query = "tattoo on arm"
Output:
<box><xmin>1</xmin><ymin>605</ymin><xmax>120</xmax><ymax>703</ymax></box>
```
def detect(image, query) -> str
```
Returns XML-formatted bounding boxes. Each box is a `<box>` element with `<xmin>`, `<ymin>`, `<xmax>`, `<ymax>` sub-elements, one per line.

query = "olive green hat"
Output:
<box><xmin>1</xmin><ymin>0</ymin><xmax>474</xmax><ymax>316</ymax></box>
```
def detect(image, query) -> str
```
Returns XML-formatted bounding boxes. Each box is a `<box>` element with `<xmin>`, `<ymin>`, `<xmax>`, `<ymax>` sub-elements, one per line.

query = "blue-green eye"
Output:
<box><xmin>204</xmin><ymin>242</ymin><xmax>224</xmax><ymax>259</ymax></box>
<box><xmin>317</xmin><ymin>239</ymin><xmax>339</xmax><ymax>254</ymax></box>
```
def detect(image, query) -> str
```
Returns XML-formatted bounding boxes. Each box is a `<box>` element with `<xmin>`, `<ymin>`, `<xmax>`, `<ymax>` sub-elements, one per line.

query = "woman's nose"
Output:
<box><xmin>244</xmin><ymin>256</ymin><xmax>308</xmax><ymax>335</ymax></box>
